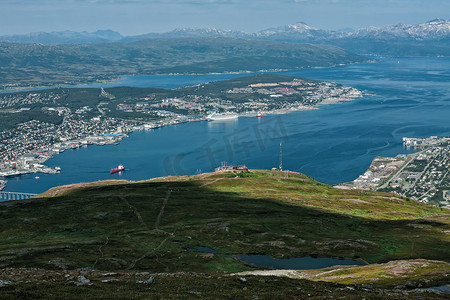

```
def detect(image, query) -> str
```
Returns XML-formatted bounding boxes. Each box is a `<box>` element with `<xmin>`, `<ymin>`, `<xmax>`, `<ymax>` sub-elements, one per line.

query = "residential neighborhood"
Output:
<box><xmin>338</xmin><ymin>136</ymin><xmax>450</xmax><ymax>207</ymax></box>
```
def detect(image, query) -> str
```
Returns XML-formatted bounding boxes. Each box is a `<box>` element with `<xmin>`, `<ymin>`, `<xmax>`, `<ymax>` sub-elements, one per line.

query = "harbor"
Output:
<box><xmin>0</xmin><ymin>134</ymin><xmax>127</xmax><ymax>181</ymax></box>
<box><xmin>1</xmin><ymin>57</ymin><xmax>449</xmax><ymax>196</ymax></box>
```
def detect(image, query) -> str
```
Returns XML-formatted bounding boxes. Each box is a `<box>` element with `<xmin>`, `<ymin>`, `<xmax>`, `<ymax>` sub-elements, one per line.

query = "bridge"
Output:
<box><xmin>0</xmin><ymin>191</ymin><xmax>38</xmax><ymax>201</ymax></box>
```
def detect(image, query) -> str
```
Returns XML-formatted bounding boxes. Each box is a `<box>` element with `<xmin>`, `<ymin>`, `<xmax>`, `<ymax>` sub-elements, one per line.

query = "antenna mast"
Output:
<box><xmin>279</xmin><ymin>142</ymin><xmax>283</xmax><ymax>171</ymax></box>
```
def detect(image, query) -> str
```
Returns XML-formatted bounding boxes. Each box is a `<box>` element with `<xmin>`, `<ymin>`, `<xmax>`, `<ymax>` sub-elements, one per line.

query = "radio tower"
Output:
<box><xmin>279</xmin><ymin>142</ymin><xmax>283</xmax><ymax>171</ymax></box>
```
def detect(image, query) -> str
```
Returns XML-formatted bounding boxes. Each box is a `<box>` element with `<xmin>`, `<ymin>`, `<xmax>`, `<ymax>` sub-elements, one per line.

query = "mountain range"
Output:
<box><xmin>256</xmin><ymin>19</ymin><xmax>450</xmax><ymax>41</ymax></box>
<box><xmin>0</xmin><ymin>29</ymin><xmax>123</xmax><ymax>44</ymax></box>
<box><xmin>1</xmin><ymin>19</ymin><xmax>449</xmax><ymax>56</ymax></box>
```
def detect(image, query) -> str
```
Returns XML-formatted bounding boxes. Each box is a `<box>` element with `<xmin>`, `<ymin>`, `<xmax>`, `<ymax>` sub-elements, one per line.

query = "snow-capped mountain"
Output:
<box><xmin>166</xmin><ymin>27</ymin><xmax>248</xmax><ymax>38</ymax></box>
<box><xmin>252</xmin><ymin>19</ymin><xmax>450</xmax><ymax>56</ymax></box>
<box><xmin>255</xmin><ymin>22</ymin><xmax>340</xmax><ymax>41</ymax></box>
<box><xmin>257</xmin><ymin>22</ymin><xmax>322</xmax><ymax>35</ymax></box>
<box><xmin>254</xmin><ymin>19</ymin><xmax>450</xmax><ymax>41</ymax></box>
<box><xmin>119</xmin><ymin>27</ymin><xmax>248</xmax><ymax>42</ymax></box>
<box><xmin>353</xmin><ymin>19</ymin><xmax>450</xmax><ymax>40</ymax></box>
<box><xmin>1</xmin><ymin>19</ymin><xmax>448</xmax><ymax>56</ymax></box>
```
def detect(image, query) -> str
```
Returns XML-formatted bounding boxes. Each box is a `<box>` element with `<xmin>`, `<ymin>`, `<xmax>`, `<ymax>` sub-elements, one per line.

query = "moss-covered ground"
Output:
<box><xmin>0</xmin><ymin>170</ymin><xmax>448</xmax><ymax>298</ymax></box>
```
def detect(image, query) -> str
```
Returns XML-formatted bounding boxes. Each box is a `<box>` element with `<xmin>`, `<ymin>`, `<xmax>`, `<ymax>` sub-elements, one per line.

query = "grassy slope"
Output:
<box><xmin>0</xmin><ymin>170</ymin><xmax>448</xmax><ymax>298</ymax></box>
<box><xmin>0</xmin><ymin>170</ymin><xmax>448</xmax><ymax>271</ymax></box>
<box><xmin>305</xmin><ymin>259</ymin><xmax>450</xmax><ymax>287</ymax></box>
<box><xmin>238</xmin><ymin>259</ymin><xmax>450</xmax><ymax>288</ymax></box>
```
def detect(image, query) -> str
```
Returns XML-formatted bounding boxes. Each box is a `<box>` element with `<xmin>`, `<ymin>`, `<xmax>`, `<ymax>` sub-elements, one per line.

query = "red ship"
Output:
<box><xmin>110</xmin><ymin>164</ymin><xmax>125</xmax><ymax>174</ymax></box>
<box><xmin>256</xmin><ymin>112</ymin><xmax>266</xmax><ymax>117</ymax></box>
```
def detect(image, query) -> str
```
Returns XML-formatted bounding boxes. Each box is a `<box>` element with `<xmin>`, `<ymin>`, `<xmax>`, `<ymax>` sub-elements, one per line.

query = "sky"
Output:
<box><xmin>1</xmin><ymin>0</ymin><xmax>449</xmax><ymax>36</ymax></box>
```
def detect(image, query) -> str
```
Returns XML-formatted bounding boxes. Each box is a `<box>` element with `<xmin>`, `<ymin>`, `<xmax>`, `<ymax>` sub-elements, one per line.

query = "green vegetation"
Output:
<box><xmin>3</xmin><ymin>270</ymin><xmax>446</xmax><ymax>300</ymax></box>
<box><xmin>0</xmin><ymin>108</ymin><xmax>63</xmax><ymax>130</ymax></box>
<box><xmin>0</xmin><ymin>37</ymin><xmax>366</xmax><ymax>88</ymax></box>
<box><xmin>0</xmin><ymin>170</ymin><xmax>448</xmax><ymax>298</ymax></box>
<box><xmin>302</xmin><ymin>259</ymin><xmax>450</xmax><ymax>288</ymax></box>
<box><xmin>0</xmin><ymin>73</ymin><xmax>351</xmax><ymax>130</ymax></box>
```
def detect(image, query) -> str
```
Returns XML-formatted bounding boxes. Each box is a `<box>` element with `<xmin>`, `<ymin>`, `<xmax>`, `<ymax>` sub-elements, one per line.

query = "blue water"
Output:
<box><xmin>194</xmin><ymin>247</ymin><xmax>363</xmax><ymax>269</ymax></box>
<box><xmin>238</xmin><ymin>255</ymin><xmax>364</xmax><ymax>270</ymax></box>
<box><xmin>3</xmin><ymin>57</ymin><xmax>450</xmax><ymax>194</ymax></box>
<box><xmin>75</xmin><ymin>73</ymin><xmax>255</xmax><ymax>89</ymax></box>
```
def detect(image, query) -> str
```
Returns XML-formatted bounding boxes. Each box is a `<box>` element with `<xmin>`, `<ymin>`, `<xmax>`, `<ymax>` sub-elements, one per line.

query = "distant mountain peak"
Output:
<box><xmin>336</xmin><ymin>27</ymin><xmax>355</xmax><ymax>33</ymax></box>
<box><xmin>0</xmin><ymin>29</ymin><xmax>123</xmax><ymax>44</ymax></box>
<box><xmin>254</xmin><ymin>21</ymin><xmax>341</xmax><ymax>41</ymax></box>
<box><xmin>287</xmin><ymin>22</ymin><xmax>318</xmax><ymax>31</ymax></box>
<box><xmin>171</xmin><ymin>27</ymin><xmax>234</xmax><ymax>34</ymax></box>
<box><xmin>156</xmin><ymin>27</ymin><xmax>249</xmax><ymax>39</ymax></box>
<box><xmin>426</xmin><ymin>18</ymin><xmax>447</xmax><ymax>23</ymax></box>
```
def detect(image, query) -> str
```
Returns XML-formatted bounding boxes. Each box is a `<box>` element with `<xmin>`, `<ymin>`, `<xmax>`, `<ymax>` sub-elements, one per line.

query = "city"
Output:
<box><xmin>339</xmin><ymin>136</ymin><xmax>450</xmax><ymax>208</ymax></box>
<box><xmin>0</xmin><ymin>74</ymin><xmax>362</xmax><ymax>187</ymax></box>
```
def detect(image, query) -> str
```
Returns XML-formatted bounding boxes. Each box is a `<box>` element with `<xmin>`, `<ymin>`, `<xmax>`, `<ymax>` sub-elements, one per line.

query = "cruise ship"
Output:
<box><xmin>206</xmin><ymin>113</ymin><xmax>239</xmax><ymax>121</ymax></box>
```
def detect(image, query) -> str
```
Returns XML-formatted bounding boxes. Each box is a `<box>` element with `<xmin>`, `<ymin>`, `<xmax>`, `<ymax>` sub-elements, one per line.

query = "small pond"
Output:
<box><xmin>238</xmin><ymin>254</ymin><xmax>365</xmax><ymax>270</ymax></box>
<box><xmin>194</xmin><ymin>247</ymin><xmax>365</xmax><ymax>270</ymax></box>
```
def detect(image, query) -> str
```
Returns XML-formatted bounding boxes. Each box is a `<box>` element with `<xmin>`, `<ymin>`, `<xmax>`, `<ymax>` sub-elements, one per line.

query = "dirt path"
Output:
<box><xmin>93</xmin><ymin>235</ymin><xmax>110</xmax><ymax>268</ymax></box>
<box><xmin>200</xmin><ymin>173</ymin><xmax>241</xmax><ymax>187</ymax></box>
<box><xmin>127</xmin><ymin>235</ymin><xmax>172</xmax><ymax>270</ymax></box>
<box><xmin>200</xmin><ymin>178</ymin><xmax>223</xmax><ymax>187</ymax></box>
<box><xmin>119</xmin><ymin>195</ymin><xmax>146</xmax><ymax>227</ymax></box>
<box><xmin>125</xmin><ymin>189</ymin><xmax>174</xmax><ymax>270</ymax></box>
<box><xmin>155</xmin><ymin>190</ymin><xmax>172</xmax><ymax>229</ymax></box>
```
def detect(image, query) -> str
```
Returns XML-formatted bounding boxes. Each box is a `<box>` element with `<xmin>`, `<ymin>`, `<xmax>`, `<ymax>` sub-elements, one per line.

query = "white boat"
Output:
<box><xmin>207</xmin><ymin>113</ymin><xmax>239</xmax><ymax>121</ymax></box>
<box><xmin>0</xmin><ymin>180</ymin><xmax>6</xmax><ymax>191</ymax></box>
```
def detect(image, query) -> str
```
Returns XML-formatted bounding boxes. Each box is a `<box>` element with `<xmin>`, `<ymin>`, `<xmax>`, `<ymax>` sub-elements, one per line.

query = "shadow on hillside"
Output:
<box><xmin>0</xmin><ymin>176</ymin><xmax>448</xmax><ymax>271</ymax></box>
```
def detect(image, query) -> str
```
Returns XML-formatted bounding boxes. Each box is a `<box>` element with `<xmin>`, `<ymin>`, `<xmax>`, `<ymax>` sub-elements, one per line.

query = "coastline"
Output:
<box><xmin>0</xmin><ymin>79</ymin><xmax>120</xmax><ymax>94</ymax></box>
<box><xmin>0</xmin><ymin>90</ymin><xmax>363</xmax><ymax>191</ymax></box>
<box><xmin>334</xmin><ymin>136</ymin><xmax>450</xmax><ymax>208</ymax></box>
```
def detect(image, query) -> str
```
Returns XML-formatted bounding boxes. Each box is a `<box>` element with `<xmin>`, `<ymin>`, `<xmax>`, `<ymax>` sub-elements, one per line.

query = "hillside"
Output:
<box><xmin>0</xmin><ymin>170</ymin><xmax>448</xmax><ymax>298</ymax></box>
<box><xmin>0</xmin><ymin>37</ymin><xmax>365</xmax><ymax>89</ymax></box>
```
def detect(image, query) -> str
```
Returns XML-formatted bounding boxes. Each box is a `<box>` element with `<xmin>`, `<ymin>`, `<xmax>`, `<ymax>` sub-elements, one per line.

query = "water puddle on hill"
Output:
<box><xmin>237</xmin><ymin>254</ymin><xmax>365</xmax><ymax>270</ymax></box>
<box><xmin>192</xmin><ymin>247</ymin><xmax>365</xmax><ymax>270</ymax></box>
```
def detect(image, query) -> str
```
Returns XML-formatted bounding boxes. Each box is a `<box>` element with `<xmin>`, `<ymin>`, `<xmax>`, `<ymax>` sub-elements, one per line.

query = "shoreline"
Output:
<box><xmin>334</xmin><ymin>136</ymin><xmax>450</xmax><ymax>208</ymax></box>
<box><xmin>0</xmin><ymin>91</ymin><xmax>363</xmax><ymax>192</ymax></box>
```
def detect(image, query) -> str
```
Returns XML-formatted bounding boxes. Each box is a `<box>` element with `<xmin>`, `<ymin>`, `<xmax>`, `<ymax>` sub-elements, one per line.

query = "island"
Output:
<box><xmin>0</xmin><ymin>74</ymin><xmax>362</xmax><ymax>185</ymax></box>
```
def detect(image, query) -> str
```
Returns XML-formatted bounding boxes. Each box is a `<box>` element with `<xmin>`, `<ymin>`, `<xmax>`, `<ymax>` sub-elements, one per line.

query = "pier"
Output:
<box><xmin>0</xmin><ymin>191</ymin><xmax>38</xmax><ymax>201</ymax></box>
